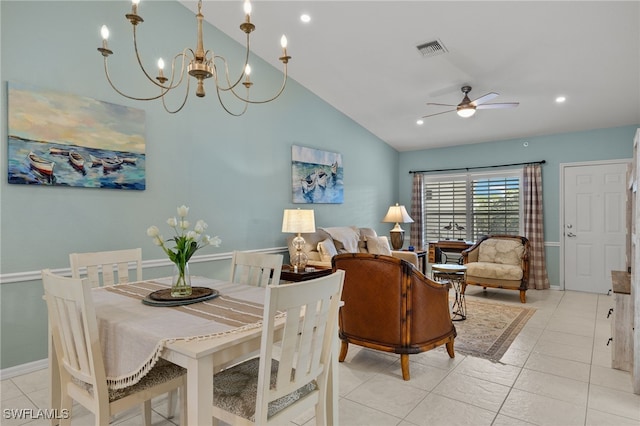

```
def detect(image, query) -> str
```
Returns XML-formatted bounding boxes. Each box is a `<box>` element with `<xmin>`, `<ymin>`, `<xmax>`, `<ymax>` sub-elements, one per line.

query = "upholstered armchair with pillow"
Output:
<box><xmin>461</xmin><ymin>235</ymin><xmax>530</xmax><ymax>303</ymax></box>
<box><xmin>332</xmin><ymin>253</ymin><xmax>456</xmax><ymax>380</ymax></box>
<box><xmin>286</xmin><ymin>226</ymin><xmax>418</xmax><ymax>268</ymax></box>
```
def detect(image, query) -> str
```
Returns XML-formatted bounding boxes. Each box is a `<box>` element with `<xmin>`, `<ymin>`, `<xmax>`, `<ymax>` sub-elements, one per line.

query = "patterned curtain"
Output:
<box><xmin>523</xmin><ymin>164</ymin><xmax>550</xmax><ymax>289</ymax></box>
<box><xmin>410</xmin><ymin>173</ymin><xmax>425</xmax><ymax>249</ymax></box>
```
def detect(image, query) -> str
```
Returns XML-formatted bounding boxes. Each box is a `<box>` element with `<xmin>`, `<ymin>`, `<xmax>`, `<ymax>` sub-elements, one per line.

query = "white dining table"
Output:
<box><xmin>48</xmin><ymin>276</ymin><xmax>339</xmax><ymax>426</ymax></box>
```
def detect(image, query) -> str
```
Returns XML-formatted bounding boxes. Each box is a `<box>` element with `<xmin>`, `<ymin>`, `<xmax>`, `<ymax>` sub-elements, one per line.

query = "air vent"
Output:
<box><xmin>416</xmin><ymin>39</ymin><xmax>448</xmax><ymax>58</ymax></box>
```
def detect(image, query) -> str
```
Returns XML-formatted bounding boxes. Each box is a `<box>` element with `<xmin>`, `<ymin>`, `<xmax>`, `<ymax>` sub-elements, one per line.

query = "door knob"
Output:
<box><xmin>567</xmin><ymin>232</ymin><xmax>576</xmax><ymax>237</ymax></box>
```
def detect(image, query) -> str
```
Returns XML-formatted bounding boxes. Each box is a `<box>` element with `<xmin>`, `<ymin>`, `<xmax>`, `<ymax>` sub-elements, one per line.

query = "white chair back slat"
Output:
<box><xmin>70</xmin><ymin>248</ymin><xmax>143</xmax><ymax>287</ymax></box>
<box><xmin>68</xmin><ymin>301</ymin><xmax>93</xmax><ymax>377</ymax></box>
<box><xmin>254</xmin><ymin>271</ymin><xmax>344</xmax><ymax>424</ymax></box>
<box><xmin>229</xmin><ymin>251</ymin><xmax>283</xmax><ymax>287</ymax></box>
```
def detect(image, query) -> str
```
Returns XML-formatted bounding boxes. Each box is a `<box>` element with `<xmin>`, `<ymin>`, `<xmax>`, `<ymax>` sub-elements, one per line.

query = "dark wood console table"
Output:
<box><xmin>280</xmin><ymin>265</ymin><xmax>333</xmax><ymax>282</ymax></box>
<box><xmin>428</xmin><ymin>240</ymin><xmax>474</xmax><ymax>264</ymax></box>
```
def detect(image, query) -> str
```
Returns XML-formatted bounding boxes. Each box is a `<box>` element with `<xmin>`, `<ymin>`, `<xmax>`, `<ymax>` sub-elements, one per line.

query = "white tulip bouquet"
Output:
<box><xmin>147</xmin><ymin>205</ymin><xmax>221</xmax><ymax>296</ymax></box>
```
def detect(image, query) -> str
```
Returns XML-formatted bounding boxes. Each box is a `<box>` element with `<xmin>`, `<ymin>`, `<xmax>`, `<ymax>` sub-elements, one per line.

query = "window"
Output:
<box><xmin>422</xmin><ymin>170</ymin><xmax>522</xmax><ymax>242</ymax></box>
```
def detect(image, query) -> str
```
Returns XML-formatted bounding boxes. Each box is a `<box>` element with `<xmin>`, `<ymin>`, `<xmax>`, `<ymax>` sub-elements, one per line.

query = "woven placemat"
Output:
<box><xmin>142</xmin><ymin>287</ymin><xmax>219</xmax><ymax>307</ymax></box>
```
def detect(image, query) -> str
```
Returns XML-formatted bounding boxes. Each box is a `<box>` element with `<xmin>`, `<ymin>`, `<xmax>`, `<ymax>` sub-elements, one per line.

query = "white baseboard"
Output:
<box><xmin>0</xmin><ymin>358</ymin><xmax>47</xmax><ymax>380</ymax></box>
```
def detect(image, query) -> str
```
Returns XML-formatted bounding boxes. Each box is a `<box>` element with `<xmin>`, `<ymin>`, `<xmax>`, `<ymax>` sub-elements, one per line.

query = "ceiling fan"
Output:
<box><xmin>423</xmin><ymin>85</ymin><xmax>519</xmax><ymax>119</ymax></box>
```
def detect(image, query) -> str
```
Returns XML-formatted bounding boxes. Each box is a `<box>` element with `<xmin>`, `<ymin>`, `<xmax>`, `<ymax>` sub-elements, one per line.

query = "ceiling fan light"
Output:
<box><xmin>457</xmin><ymin>107</ymin><xmax>476</xmax><ymax>118</ymax></box>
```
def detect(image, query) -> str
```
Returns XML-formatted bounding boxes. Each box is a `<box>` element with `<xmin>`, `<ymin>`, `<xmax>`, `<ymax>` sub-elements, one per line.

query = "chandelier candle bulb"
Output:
<box><xmin>156</xmin><ymin>58</ymin><xmax>167</xmax><ymax>84</ymax></box>
<box><xmin>98</xmin><ymin>25</ymin><xmax>113</xmax><ymax>56</ymax></box>
<box><xmin>243</xmin><ymin>0</ymin><xmax>252</xmax><ymax>22</ymax></box>
<box><xmin>243</xmin><ymin>65</ymin><xmax>253</xmax><ymax>88</ymax></box>
<box><xmin>100</xmin><ymin>25</ymin><xmax>109</xmax><ymax>48</ymax></box>
<box><xmin>280</xmin><ymin>35</ymin><xmax>290</xmax><ymax>63</ymax></box>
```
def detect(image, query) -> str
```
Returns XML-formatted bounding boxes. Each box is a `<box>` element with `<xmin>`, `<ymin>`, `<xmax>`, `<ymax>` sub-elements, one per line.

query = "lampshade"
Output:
<box><xmin>282</xmin><ymin>209</ymin><xmax>316</xmax><ymax>234</ymax></box>
<box><xmin>382</xmin><ymin>204</ymin><xmax>414</xmax><ymax>225</ymax></box>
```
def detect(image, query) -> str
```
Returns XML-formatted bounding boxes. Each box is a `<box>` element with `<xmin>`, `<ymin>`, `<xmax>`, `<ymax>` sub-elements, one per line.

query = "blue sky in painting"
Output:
<box><xmin>7</xmin><ymin>81</ymin><xmax>145</xmax><ymax>154</ymax></box>
<box><xmin>292</xmin><ymin>145</ymin><xmax>341</xmax><ymax>167</ymax></box>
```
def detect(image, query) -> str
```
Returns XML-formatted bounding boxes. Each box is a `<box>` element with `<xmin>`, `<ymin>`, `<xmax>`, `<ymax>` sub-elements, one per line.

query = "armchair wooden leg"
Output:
<box><xmin>400</xmin><ymin>354</ymin><xmax>410</xmax><ymax>380</ymax></box>
<box><xmin>338</xmin><ymin>340</ymin><xmax>349</xmax><ymax>362</ymax></box>
<box><xmin>445</xmin><ymin>340</ymin><xmax>455</xmax><ymax>358</ymax></box>
<box><xmin>520</xmin><ymin>290</ymin><xmax>526</xmax><ymax>303</ymax></box>
<box><xmin>461</xmin><ymin>282</ymin><xmax>467</xmax><ymax>294</ymax></box>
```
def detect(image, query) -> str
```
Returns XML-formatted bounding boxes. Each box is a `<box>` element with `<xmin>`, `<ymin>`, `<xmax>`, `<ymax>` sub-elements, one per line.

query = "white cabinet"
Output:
<box><xmin>611</xmin><ymin>271</ymin><xmax>632</xmax><ymax>372</ymax></box>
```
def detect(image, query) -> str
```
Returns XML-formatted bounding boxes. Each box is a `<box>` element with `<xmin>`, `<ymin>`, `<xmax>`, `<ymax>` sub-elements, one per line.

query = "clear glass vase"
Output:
<box><xmin>171</xmin><ymin>261</ymin><xmax>192</xmax><ymax>297</ymax></box>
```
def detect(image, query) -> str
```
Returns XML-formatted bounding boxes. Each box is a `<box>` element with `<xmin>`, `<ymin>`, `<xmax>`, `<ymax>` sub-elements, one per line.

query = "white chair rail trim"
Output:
<box><xmin>0</xmin><ymin>247</ymin><xmax>288</xmax><ymax>284</ymax></box>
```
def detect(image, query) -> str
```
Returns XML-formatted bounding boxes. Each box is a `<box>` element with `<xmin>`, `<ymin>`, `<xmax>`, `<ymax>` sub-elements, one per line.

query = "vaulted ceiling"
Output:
<box><xmin>181</xmin><ymin>1</ymin><xmax>640</xmax><ymax>152</ymax></box>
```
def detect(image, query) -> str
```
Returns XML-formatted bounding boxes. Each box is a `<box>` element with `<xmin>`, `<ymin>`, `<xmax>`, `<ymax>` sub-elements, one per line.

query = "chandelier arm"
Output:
<box><xmin>214</xmin><ymin>84</ymin><xmax>249</xmax><ymax>116</ymax></box>
<box><xmin>228</xmin><ymin>64</ymin><xmax>289</xmax><ymax>104</ymax></box>
<box><xmin>131</xmin><ymin>25</ymin><xmax>190</xmax><ymax>92</ymax></box>
<box><xmin>162</xmin><ymin>50</ymin><xmax>192</xmax><ymax>91</ymax></box>
<box><xmin>102</xmin><ymin>58</ymin><xmax>170</xmax><ymax>101</ymax></box>
<box><xmin>210</xmin><ymin>54</ymin><xmax>246</xmax><ymax>92</ymax></box>
<box><xmin>160</xmin><ymin>76</ymin><xmax>192</xmax><ymax>114</ymax></box>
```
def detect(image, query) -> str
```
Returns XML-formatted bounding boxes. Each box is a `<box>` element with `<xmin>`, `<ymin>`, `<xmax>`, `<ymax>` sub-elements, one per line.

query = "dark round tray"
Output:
<box><xmin>142</xmin><ymin>287</ymin><xmax>219</xmax><ymax>307</ymax></box>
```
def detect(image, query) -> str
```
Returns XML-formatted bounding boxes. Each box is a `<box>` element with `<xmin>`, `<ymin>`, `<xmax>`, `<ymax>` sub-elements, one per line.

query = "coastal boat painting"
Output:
<box><xmin>292</xmin><ymin>145</ymin><xmax>343</xmax><ymax>204</ymax></box>
<box><xmin>7</xmin><ymin>81</ymin><xmax>146</xmax><ymax>190</ymax></box>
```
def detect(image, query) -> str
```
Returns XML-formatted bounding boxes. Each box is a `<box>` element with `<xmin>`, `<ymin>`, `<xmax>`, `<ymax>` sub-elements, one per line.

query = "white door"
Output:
<box><xmin>563</xmin><ymin>162</ymin><xmax>629</xmax><ymax>293</ymax></box>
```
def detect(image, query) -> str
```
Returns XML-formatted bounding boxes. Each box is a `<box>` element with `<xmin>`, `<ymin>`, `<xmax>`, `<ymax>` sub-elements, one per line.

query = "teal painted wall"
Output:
<box><xmin>0</xmin><ymin>1</ymin><xmax>398</xmax><ymax>369</ymax></box>
<box><xmin>398</xmin><ymin>125</ymin><xmax>637</xmax><ymax>287</ymax></box>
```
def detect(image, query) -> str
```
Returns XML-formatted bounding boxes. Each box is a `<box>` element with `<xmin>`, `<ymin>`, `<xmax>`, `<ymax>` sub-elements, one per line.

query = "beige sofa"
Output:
<box><xmin>286</xmin><ymin>226</ymin><xmax>419</xmax><ymax>269</ymax></box>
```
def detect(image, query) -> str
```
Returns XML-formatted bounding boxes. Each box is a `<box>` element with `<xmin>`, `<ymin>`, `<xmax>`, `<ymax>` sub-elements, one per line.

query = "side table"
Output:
<box><xmin>280</xmin><ymin>265</ymin><xmax>333</xmax><ymax>283</ymax></box>
<box><xmin>432</xmin><ymin>263</ymin><xmax>467</xmax><ymax>321</ymax></box>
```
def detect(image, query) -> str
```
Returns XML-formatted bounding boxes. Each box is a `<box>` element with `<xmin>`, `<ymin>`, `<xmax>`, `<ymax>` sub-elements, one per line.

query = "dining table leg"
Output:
<box><xmin>186</xmin><ymin>355</ymin><xmax>213</xmax><ymax>426</ymax></box>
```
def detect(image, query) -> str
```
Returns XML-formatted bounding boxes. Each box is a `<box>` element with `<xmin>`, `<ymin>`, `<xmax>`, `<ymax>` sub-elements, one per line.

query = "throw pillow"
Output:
<box><xmin>317</xmin><ymin>239</ymin><xmax>338</xmax><ymax>263</ymax></box>
<box><xmin>367</xmin><ymin>236</ymin><xmax>392</xmax><ymax>256</ymax></box>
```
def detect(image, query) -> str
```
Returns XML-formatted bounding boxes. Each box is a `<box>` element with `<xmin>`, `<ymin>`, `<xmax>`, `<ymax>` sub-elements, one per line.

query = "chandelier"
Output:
<box><xmin>97</xmin><ymin>0</ymin><xmax>291</xmax><ymax>116</ymax></box>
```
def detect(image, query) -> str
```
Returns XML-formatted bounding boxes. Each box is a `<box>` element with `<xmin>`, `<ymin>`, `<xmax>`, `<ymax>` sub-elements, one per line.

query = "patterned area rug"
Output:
<box><xmin>453</xmin><ymin>299</ymin><xmax>536</xmax><ymax>362</ymax></box>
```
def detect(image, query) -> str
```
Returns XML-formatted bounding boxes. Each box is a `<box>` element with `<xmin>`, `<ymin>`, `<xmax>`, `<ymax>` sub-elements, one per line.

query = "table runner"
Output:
<box><xmin>91</xmin><ymin>276</ymin><xmax>271</xmax><ymax>390</ymax></box>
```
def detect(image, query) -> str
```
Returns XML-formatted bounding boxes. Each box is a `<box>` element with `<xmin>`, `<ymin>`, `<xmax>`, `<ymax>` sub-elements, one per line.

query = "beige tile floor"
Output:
<box><xmin>2</xmin><ymin>287</ymin><xmax>639</xmax><ymax>425</ymax></box>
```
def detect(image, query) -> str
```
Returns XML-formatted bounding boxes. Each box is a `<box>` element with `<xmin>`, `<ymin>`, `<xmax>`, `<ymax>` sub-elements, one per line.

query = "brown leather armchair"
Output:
<box><xmin>332</xmin><ymin>253</ymin><xmax>456</xmax><ymax>380</ymax></box>
<box><xmin>462</xmin><ymin>235</ymin><xmax>530</xmax><ymax>303</ymax></box>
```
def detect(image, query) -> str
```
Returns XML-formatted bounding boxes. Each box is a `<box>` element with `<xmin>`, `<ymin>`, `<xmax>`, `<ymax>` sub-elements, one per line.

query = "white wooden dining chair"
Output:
<box><xmin>68</xmin><ymin>249</ymin><xmax>180</xmax><ymax>418</ymax></box>
<box><xmin>229</xmin><ymin>251</ymin><xmax>283</xmax><ymax>287</ymax></box>
<box><xmin>69</xmin><ymin>248</ymin><xmax>142</xmax><ymax>287</ymax></box>
<box><xmin>211</xmin><ymin>270</ymin><xmax>345</xmax><ymax>426</ymax></box>
<box><xmin>41</xmin><ymin>269</ymin><xmax>187</xmax><ymax>426</ymax></box>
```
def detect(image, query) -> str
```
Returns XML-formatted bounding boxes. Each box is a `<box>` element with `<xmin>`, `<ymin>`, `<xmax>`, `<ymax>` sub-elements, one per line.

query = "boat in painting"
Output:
<box><xmin>331</xmin><ymin>161</ymin><xmax>338</xmax><ymax>175</ymax></box>
<box><xmin>68</xmin><ymin>150</ymin><xmax>85</xmax><ymax>170</ymax></box>
<box><xmin>90</xmin><ymin>154</ymin><xmax>134</xmax><ymax>167</ymax></box>
<box><xmin>301</xmin><ymin>172</ymin><xmax>317</xmax><ymax>193</ymax></box>
<box><xmin>102</xmin><ymin>157</ymin><xmax>123</xmax><ymax>170</ymax></box>
<box><xmin>49</xmin><ymin>147</ymin><xmax>70</xmax><ymax>156</ymax></box>
<box><xmin>317</xmin><ymin>170</ymin><xmax>328</xmax><ymax>188</ymax></box>
<box><xmin>28</xmin><ymin>151</ymin><xmax>55</xmax><ymax>175</ymax></box>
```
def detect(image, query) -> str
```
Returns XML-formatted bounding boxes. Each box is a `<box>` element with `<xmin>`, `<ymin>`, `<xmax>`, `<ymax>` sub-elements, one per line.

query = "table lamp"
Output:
<box><xmin>382</xmin><ymin>203</ymin><xmax>414</xmax><ymax>250</ymax></box>
<box><xmin>282</xmin><ymin>209</ymin><xmax>316</xmax><ymax>271</ymax></box>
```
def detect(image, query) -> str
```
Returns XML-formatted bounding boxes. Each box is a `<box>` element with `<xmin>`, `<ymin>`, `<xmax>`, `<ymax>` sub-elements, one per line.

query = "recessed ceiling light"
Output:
<box><xmin>416</xmin><ymin>119</ymin><xmax>424</xmax><ymax>125</ymax></box>
<box><xmin>555</xmin><ymin>96</ymin><xmax>566</xmax><ymax>103</ymax></box>
<box><xmin>300</xmin><ymin>14</ymin><xmax>311</xmax><ymax>23</ymax></box>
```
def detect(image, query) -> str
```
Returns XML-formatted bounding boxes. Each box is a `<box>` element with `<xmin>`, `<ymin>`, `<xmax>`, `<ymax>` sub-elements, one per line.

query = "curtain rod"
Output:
<box><xmin>409</xmin><ymin>160</ymin><xmax>546</xmax><ymax>174</ymax></box>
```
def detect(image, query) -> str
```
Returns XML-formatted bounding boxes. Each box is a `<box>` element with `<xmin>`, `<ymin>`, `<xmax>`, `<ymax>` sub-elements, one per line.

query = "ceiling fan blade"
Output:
<box><xmin>476</xmin><ymin>102</ymin><xmax>520</xmax><ymax>109</ymax></box>
<box><xmin>426</xmin><ymin>102</ymin><xmax>457</xmax><ymax>107</ymax></box>
<box><xmin>471</xmin><ymin>92</ymin><xmax>499</xmax><ymax>106</ymax></box>
<box><xmin>422</xmin><ymin>109</ymin><xmax>456</xmax><ymax>118</ymax></box>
